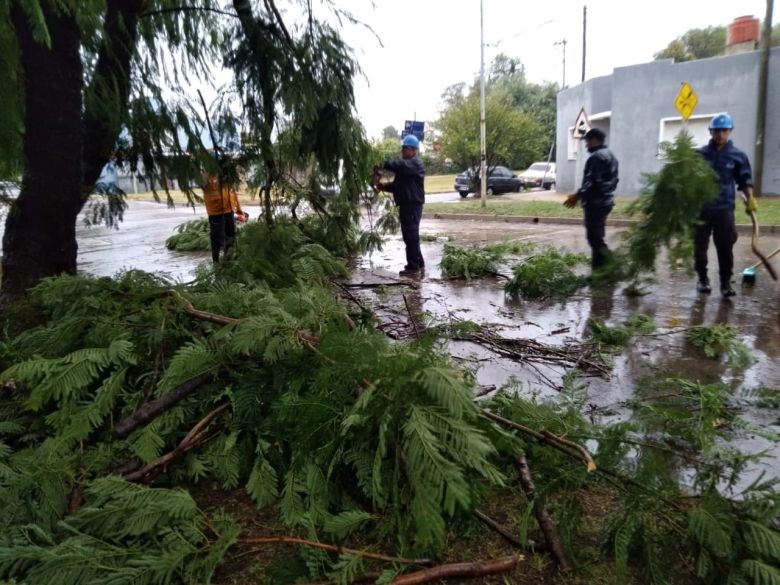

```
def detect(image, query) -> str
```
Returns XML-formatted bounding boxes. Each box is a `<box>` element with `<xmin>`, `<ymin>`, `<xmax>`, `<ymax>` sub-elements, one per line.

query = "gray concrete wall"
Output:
<box><xmin>557</xmin><ymin>48</ymin><xmax>779</xmax><ymax>196</ymax></box>
<box><xmin>763</xmin><ymin>47</ymin><xmax>780</xmax><ymax>195</ymax></box>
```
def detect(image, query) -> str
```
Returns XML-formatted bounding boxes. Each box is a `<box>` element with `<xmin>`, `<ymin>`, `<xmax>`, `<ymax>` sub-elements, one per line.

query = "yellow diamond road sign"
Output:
<box><xmin>674</xmin><ymin>82</ymin><xmax>698</xmax><ymax>121</ymax></box>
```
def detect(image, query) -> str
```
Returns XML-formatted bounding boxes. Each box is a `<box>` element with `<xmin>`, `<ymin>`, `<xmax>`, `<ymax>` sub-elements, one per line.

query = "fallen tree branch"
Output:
<box><xmin>114</xmin><ymin>373</ymin><xmax>212</xmax><ymax>438</ymax></box>
<box><xmin>481</xmin><ymin>409</ymin><xmax>597</xmax><ymax>472</ymax></box>
<box><xmin>168</xmin><ymin>289</ymin><xmax>241</xmax><ymax>325</ymax></box>
<box><xmin>473</xmin><ymin>509</ymin><xmax>526</xmax><ymax>549</ymax></box>
<box><xmin>123</xmin><ymin>402</ymin><xmax>229</xmax><ymax>482</ymax></box>
<box><xmin>391</xmin><ymin>554</ymin><xmax>522</xmax><ymax>584</ymax></box>
<box><xmin>516</xmin><ymin>454</ymin><xmax>571</xmax><ymax>571</ymax></box>
<box><xmin>237</xmin><ymin>535</ymin><xmax>433</xmax><ymax>566</ymax></box>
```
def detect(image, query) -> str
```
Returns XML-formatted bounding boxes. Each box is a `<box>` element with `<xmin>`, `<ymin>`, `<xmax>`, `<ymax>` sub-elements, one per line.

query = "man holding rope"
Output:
<box><xmin>695</xmin><ymin>113</ymin><xmax>758</xmax><ymax>298</ymax></box>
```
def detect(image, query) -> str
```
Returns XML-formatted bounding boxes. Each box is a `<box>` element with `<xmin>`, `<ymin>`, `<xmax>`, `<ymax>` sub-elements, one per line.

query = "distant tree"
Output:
<box><xmin>773</xmin><ymin>22</ymin><xmax>780</xmax><ymax>46</ymax></box>
<box><xmin>654</xmin><ymin>26</ymin><xmax>726</xmax><ymax>62</ymax></box>
<box><xmin>488</xmin><ymin>54</ymin><xmax>524</xmax><ymax>80</ymax></box>
<box><xmin>438</xmin><ymin>91</ymin><xmax>544</xmax><ymax>178</ymax></box>
<box><xmin>382</xmin><ymin>125</ymin><xmax>400</xmax><ymax>140</ymax></box>
<box><xmin>373</xmin><ymin>138</ymin><xmax>400</xmax><ymax>162</ymax></box>
<box><xmin>440</xmin><ymin>82</ymin><xmax>467</xmax><ymax>108</ymax></box>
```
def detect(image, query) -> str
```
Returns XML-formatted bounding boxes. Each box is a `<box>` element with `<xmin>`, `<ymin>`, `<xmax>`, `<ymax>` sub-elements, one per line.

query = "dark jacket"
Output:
<box><xmin>577</xmin><ymin>145</ymin><xmax>619</xmax><ymax>208</ymax></box>
<box><xmin>383</xmin><ymin>156</ymin><xmax>425</xmax><ymax>205</ymax></box>
<box><xmin>698</xmin><ymin>140</ymin><xmax>753</xmax><ymax>210</ymax></box>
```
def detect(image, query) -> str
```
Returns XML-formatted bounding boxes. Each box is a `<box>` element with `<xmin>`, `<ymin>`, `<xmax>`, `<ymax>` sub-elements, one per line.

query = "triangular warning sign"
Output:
<box><xmin>572</xmin><ymin>107</ymin><xmax>591</xmax><ymax>138</ymax></box>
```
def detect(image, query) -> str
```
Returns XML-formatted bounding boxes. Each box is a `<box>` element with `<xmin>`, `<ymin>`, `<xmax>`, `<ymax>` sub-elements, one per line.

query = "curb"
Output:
<box><xmin>422</xmin><ymin>212</ymin><xmax>780</xmax><ymax>235</ymax></box>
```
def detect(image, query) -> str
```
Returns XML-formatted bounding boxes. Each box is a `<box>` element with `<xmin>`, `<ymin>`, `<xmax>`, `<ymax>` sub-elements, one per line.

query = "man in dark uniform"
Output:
<box><xmin>564</xmin><ymin>128</ymin><xmax>619</xmax><ymax>270</ymax></box>
<box><xmin>374</xmin><ymin>135</ymin><xmax>426</xmax><ymax>277</ymax></box>
<box><xmin>695</xmin><ymin>113</ymin><xmax>757</xmax><ymax>298</ymax></box>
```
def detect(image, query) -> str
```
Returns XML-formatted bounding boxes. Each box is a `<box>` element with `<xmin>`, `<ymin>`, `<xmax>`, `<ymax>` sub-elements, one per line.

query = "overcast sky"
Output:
<box><xmin>326</xmin><ymin>0</ymin><xmax>779</xmax><ymax>139</ymax></box>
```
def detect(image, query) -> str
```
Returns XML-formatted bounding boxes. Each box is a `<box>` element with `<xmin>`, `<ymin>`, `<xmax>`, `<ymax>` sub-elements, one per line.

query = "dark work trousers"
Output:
<box><xmin>208</xmin><ymin>212</ymin><xmax>236</xmax><ymax>263</ymax></box>
<box><xmin>583</xmin><ymin>205</ymin><xmax>613</xmax><ymax>269</ymax></box>
<box><xmin>399</xmin><ymin>204</ymin><xmax>424</xmax><ymax>269</ymax></box>
<box><xmin>694</xmin><ymin>207</ymin><xmax>738</xmax><ymax>286</ymax></box>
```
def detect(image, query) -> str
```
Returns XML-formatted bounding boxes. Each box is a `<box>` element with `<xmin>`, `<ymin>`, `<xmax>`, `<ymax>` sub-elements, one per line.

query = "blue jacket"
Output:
<box><xmin>698</xmin><ymin>140</ymin><xmax>753</xmax><ymax>210</ymax></box>
<box><xmin>383</xmin><ymin>156</ymin><xmax>425</xmax><ymax>205</ymax></box>
<box><xmin>577</xmin><ymin>145</ymin><xmax>619</xmax><ymax>208</ymax></box>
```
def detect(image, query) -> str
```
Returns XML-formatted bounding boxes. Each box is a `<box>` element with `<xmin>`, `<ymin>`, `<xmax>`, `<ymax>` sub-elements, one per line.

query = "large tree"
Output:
<box><xmin>436</xmin><ymin>55</ymin><xmax>550</xmax><ymax>176</ymax></box>
<box><xmin>0</xmin><ymin>0</ymin><xmax>367</xmax><ymax>303</ymax></box>
<box><xmin>438</xmin><ymin>90</ymin><xmax>544</xmax><ymax>176</ymax></box>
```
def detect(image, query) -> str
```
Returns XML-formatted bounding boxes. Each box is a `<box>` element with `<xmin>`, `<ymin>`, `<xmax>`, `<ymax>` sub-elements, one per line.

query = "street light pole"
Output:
<box><xmin>479</xmin><ymin>0</ymin><xmax>487</xmax><ymax>208</ymax></box>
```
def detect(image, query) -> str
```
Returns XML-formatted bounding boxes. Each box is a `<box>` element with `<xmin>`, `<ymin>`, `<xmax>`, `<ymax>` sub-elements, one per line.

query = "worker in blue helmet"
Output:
<box><xmin>373</xmin><ymin>134</ymin><xmax>426</xmax><ymax>276</ymax></box>
<box><xmin>695</xmin><ymin>112</ymin><xmax>757</xmax><ymax>298</ymax></box>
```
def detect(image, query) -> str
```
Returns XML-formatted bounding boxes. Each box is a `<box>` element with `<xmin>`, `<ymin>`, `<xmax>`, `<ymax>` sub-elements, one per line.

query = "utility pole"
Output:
<box><xmin>581</xmin><ymin>6</ymin><xmax>587</xmax><ymax>82</ymax></box>
<box><xmin>755</xmin><ymin>0</ymin><xmax>774</xmax><ymax>195</ymax></box>
<box><xmin>479</xmin><ymin>0</ymin><xmax>487</xmax><ymax>208</ymax></box>
<box><xmin>554</xmin><ymin>38</ymin><xmax>568</xmax><ymax>88</ymax></box>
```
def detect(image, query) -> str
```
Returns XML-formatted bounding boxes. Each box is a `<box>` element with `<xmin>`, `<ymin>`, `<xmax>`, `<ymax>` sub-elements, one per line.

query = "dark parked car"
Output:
<box><xmin>453</xmin><ymin>166</ymin><xmax>524</xmax><ymax>197</ymax></box>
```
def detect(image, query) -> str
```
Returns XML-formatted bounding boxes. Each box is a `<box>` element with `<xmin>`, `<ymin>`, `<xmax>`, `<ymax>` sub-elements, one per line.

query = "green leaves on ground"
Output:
<box><xmin>505</xmin><ymin>247</ymin><xmax>588</xmax><ymax>299</ymax></box>
<box><xmin>440</xmin><ymin>240</ymin><xmax>534</xmax><ymax>279</ymax></box>
<box><xmin>685</xmin><ymin>324</ymin><xmax>754</xmax><ymax>367</ymax></box>
<box><xmin>165</xmin><ymin>218</ymin><xmax>211</xmax><ymax>251</ymax></box>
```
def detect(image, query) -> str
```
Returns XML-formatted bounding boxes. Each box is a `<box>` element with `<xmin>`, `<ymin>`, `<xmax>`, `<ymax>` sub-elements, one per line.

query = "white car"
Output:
<box><xmin>519</xmin><ymin>162</ymin><xmax>556</xmax><ymax>190</ymax></box>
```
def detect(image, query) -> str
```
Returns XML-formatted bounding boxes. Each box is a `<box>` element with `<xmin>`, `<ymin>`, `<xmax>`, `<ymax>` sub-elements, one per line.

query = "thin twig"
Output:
<box><xmin>402</xmin><ymin>294</ymin><xmax>421</xmax><ymax>339</ymax></box>
<box><xmin>473</xmin><ymin>509</ymin><xmax>525</xmax><ymax>549</ymax></box>
<box><xmin>237</xmin><ymin>535</ymin><xmax>433</xmax><ymax>566</ymax></box>
<box><xmin>123</xmin><ymin>403</ymin><xmax>229</xmax><ymax>482</ymax></box>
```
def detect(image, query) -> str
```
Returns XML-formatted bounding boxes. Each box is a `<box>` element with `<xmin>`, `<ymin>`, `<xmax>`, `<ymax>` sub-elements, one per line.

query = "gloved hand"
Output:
<box><xmin>563</xmin><ymin>193</ymin><xmax>580</xmax><ymax>209</ymax></box>
<box><xmin>745</xmin><ymin>195</ymin><xmax>758</xmax><ymax>214</ymax></box>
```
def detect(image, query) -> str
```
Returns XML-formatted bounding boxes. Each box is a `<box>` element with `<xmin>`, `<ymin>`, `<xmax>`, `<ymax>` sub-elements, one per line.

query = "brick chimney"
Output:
<box><xmin>725</xmin><ymin>15</ymin><xmax>760</xmax><ymax>55</ymax></box>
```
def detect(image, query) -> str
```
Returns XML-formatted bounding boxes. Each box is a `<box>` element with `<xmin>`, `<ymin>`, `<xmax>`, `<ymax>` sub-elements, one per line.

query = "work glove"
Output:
<box><xmin>563</xmin><ymin>193</ymin><xmax>580</xmax><ymax>209</ymax></box>
<box><xmin>745</xmin><ymin>195</ymin><xmax>758</xmax><ymax>214</ymax></box>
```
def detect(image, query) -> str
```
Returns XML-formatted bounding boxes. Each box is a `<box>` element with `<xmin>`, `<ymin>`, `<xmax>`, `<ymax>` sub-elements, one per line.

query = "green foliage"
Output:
<box><xmin>621</xmin><ymin>132</ymin><xmax>719</xmax><ymax>281</ymax></box>
<box><xmin>440</xmin><ymin>240</ymin><xmax>535</xmax><ymax>279</ymax></box>
<box><xmin>165</xmin><ymin>218</ymin><xmax>211</xmax><ymax>251</ymax></box>
<box><xmin>438</xmin><ymin>90</ymin><xmax>545</xmax><ymax>173</ymax></box>
<box><xmin>654</xmin><ymin>26</ymin><xmax>727</xmax><ymax>62</ymax></box>
<box><xmin>685</xmin><ymin>324</ymin><xmax>754</xmax><ymax>367</ymax></box>
<box><xmin>588</xmin><ymin>313</ymin><xmax>656</xmax><ymax>347</ymax></box>
<box><xmin>437</xmin><ymin>54</ymin><xmax>556</xmax><ymax>171</ymax></box>
<box><xmin>504</xmin><ymin>247</ymin><xmax>588</xmax><ymax>299</ymax></box>
<box><xmin>0</xmin><ymin>477</ymin><xmax>240</xmax><ymax>585</ymax></box>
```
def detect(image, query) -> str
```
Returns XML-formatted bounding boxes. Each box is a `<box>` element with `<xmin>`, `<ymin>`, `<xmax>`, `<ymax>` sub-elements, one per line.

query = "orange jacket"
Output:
<box><xmin>203</xmin><ymin>175</ymin><xmax>243</xmax><ymax>216</ymax></box>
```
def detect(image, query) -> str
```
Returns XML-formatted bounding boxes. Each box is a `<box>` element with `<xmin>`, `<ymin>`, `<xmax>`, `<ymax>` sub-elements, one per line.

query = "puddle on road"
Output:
<box><xmin>352</xmin><ymin>219</ymin><xmax>780</xmax><ymax>480</ymax></box>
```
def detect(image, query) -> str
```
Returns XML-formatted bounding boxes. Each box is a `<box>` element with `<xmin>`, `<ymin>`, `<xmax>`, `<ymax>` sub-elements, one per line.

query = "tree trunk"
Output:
<box><xmin>2</xmin><ymin>5</ymin><xmax>84</xmax><ymax>302</ymax></box>
<box><xmin>82</xmin><ymin>0</ymin><xmax>145</xmax><ymax>189</ymax></box>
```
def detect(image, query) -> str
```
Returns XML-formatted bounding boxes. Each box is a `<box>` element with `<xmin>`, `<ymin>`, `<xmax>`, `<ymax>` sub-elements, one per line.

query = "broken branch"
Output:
<box><xmin>391</xmin><ymin>555</ymin><xmax>522</xmax><ymax>584</ymax></box>
<box><xmin>516</xmin><ymin>454</ymin><xmax>571</xmax><ymax>571</ymax></box>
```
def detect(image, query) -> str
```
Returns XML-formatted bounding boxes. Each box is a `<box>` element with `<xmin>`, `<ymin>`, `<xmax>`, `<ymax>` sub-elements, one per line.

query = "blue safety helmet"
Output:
<box><xmin>401</xmin><ymin>135</ymin><xmax>420</xmax><ymax>149</ymax></box>
<box><xmin>709</xmin><ymin>113</ymin><xmax>734</xmax><ymax>130</ymax></box>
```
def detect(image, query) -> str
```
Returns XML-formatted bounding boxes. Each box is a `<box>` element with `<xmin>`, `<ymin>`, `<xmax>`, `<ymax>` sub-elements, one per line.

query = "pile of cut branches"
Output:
<box><xmin>0</xmin><ymin>219</ymin><xmax>778</xmax><ymax>585</ymax></box>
